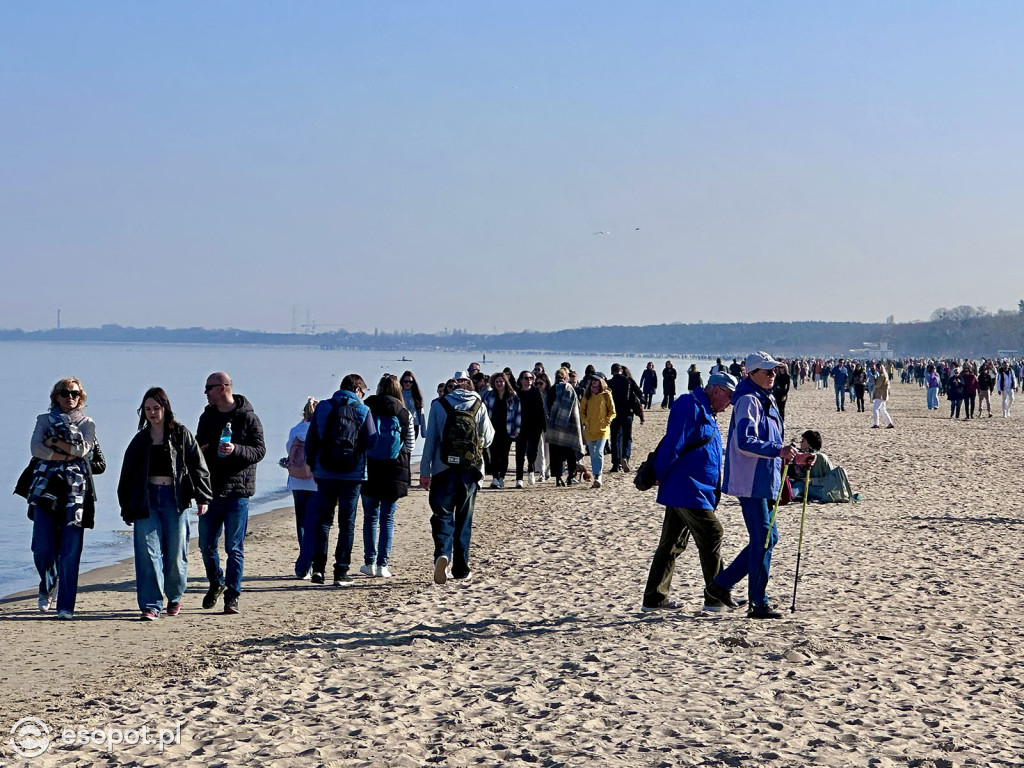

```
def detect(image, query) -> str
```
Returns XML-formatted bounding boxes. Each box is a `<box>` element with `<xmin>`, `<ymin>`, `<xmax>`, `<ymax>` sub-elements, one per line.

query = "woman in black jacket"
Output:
<box><xmin>515</xmin><ymin>370</ymin><xmax>547</xmax><ymax>487</ymax></box>
<box><xmin>661</xmin><ymin>361</ymin><xmax>678</xmax><ymax>409</ymax></box>
<box><xmin>360</xmin><ymin>374</ymin><xmax>414</xmax><ymax>578</ymax></box>
<box><xmin>118</xmin><ymin>387</ymin><xmax>212</xmax><ymax>620</ymax></box>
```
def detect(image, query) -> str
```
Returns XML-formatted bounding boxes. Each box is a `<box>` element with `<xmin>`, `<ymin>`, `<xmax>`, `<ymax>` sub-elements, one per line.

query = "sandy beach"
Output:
<box><xmin>1</xmin><ymin>381</ymin><xmax>1022</xmax><ymax>767</ymax></box>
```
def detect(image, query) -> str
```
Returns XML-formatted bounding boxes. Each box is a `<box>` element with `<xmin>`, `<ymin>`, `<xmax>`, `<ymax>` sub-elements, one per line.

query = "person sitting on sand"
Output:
<box><xmin>789</xmin><ymin>430</ymin><xmax>834</xmax><ymax>502</ymax></box>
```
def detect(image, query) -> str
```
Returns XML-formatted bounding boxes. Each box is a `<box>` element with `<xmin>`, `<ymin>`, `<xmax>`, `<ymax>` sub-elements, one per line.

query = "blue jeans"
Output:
<box><xmin>834</xmin><ymin>386</ymin><xmax>846</xmax><ymax>410</ymax></box>
<box><xmin>927</xmin><ymin>387</ymin><xmax>939</xmax><ymax>409</ymax></box>
<box><xmin>313</xmin><ymin>478</ymin><xmax>361</xmax><ymax>579</ymax></box>
<box><xmin>587</xmin><ymin>438</ymin><xmax>607</xmax><ymax>477</ymax></box>
<box><xmin>134</xmin><ymin>484</ymin><xmax>189</xmax><ymax>613</ymax></box>
<box><xmin>292</xmin><ymin>489</ymin><xmax>319</xmax><ymax>578</ymax></box>
<box><xmin>362</xmin><ymin>495</ymin><xmax>397</xmax><ymax>567</ymax></box>
<box><xmin>198</xmin><ymin>496</ymin><xmax>249</xmax><ymax>598</ymax></box>
<box><xmin>31</xmin><ymin>505</ymin><xmax>84</xmax><ymax>614</ymax></box>
<box><xmin>428</xmin><ymin>469</ymin><xmax>478</xmax><ymax>579</ymax></box>
<box><xmin>714</xmin><ymin>497</ymin><xmax>777</xmax><ymax>609</ymax></box>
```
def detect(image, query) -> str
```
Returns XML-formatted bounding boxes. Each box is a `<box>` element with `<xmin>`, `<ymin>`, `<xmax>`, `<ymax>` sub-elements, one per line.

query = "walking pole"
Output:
<box><xmin>764</xmin><ymin>462</ymin><xmax>790</xmax><ymax>550</ymax></box>
<box><xmin>790</xmin><ymin>465</ymin><xmax>811</xmax><ymax>612</ymax></box>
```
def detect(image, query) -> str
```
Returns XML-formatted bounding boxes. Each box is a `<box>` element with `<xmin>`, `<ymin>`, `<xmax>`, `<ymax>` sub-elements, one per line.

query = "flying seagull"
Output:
<box><xmin>593</xmin><ymin>230</ymin><xmax>610</xmax><ymax>235</ymax></box>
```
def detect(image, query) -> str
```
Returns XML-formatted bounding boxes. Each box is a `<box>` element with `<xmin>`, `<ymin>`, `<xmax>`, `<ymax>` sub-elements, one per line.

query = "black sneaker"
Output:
<box><xmin>620</xmin><ymin>458</ymin><xmax>631</xmax><ymax>473</ymax></box>
<box><xmin>202</xmin><ymin>583</ymin><xmax>225</xmax><ymax>610</ymax></box>
<box><xmin>333</xmin><ymin>574</ymin><xmax>354</xmax><ymax>587</ymax></box>
<box><xmin>223</xmin><ymin>596</ymin><xmax>240</xmax><ymax>615</ymax></box>
<box><xmin>310</xmin><ymin>572</ymin><xmax>325</xmax><ymax>585</ymax></box>
<box><xmin>704</xmin><ymin>582</ymin><xmax>740</xmax><ymax>609</ymax></box>
<box><xmin>748</xmin><ymin>604</ymin><xmax>783</xmax><ymax>619</ymax></box>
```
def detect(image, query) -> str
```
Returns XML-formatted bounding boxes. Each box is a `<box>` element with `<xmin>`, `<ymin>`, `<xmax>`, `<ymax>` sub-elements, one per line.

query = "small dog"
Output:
<box><xmin>573</xmin><ymin>465</ymin><xmax>594</xmax><ymax>483</ymax></box>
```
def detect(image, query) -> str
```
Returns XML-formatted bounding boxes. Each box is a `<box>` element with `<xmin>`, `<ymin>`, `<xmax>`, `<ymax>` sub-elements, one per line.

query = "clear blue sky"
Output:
<box><xmin>3</xmin><ymin>2</ymin><xmax>1024</xmax><ymax>333</ymax></box>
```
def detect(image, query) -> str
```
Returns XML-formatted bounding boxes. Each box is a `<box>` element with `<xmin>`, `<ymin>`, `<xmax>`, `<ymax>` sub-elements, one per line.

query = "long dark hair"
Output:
<box><xmin>137</xmin><ymin>387</ymin><xmax>179</xmax><ymax>432</ymax></box>
<box><xmin>401</xmin><ymin>370</ymin><xmax>424</xmax><ymax>410</ymax></box>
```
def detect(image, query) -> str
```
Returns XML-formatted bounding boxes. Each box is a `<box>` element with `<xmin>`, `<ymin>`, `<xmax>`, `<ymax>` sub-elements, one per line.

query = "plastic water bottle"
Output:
<box><xmin>219</xmin><ymin>423</ymin><xmax>232</xmax><ymax>456</ymax></box>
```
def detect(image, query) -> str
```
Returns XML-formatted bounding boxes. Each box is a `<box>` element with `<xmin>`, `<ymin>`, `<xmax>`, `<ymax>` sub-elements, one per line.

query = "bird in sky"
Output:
<box><xmin>593</xmin><ymin>230</ymin><xmax>610</xmax><ymax>235</ymax></box>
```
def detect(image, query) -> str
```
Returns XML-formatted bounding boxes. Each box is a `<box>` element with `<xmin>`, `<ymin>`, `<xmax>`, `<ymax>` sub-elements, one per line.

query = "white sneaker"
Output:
<box><xmin>434</xmin><ymin>555</ymin><xmax>450</xmax><ymax>585</ymax></box>
<box><xmin>515</xmin><ymin>479</ymin><xmax>524</xmax><ymax>489</ymax></box>
<box><xmin>497</xmin><ymin>478</ymin><xmax>504</xmax><ymax>488</ymax></box>
<box><xmin>377</xmin><ymin>565</ymin><xmax>393</xmax><ymax>578</ymax></box>
<box><xmin>56</xmin><ymin>610</ymin><xmax>73</xmax><ymax>620</ymax></box>
<box><xmin>529</xmin><ymin>472</ymin><xmax>536</xmax><ymax>485</ymax></box>
<box><xmin>359</xmin><ymin>564</ymin><xmax>377</xmax><ymax>577</ymax></box>
<box><xmin>38</xmin><ymin>596</ymin><xmax>51</xmax><ymax>612</ymax></box>
<box><xmin>489</xmin><ymin>478</ymin><xmax>500</xmax><ymax>489</ymax></box>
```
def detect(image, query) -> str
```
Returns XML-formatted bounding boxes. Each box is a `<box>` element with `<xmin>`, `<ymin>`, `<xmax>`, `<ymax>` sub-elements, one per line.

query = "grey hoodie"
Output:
<box><xmin>420</xmin><ymin>388</ymin><xmax>494</xmax><ymax>479</ymax></box>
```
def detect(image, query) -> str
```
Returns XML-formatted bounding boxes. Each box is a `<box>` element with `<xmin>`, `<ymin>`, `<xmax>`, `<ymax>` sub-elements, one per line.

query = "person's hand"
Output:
<box><xmin>420</xmin><ymin>476</ymin><xmax>431</xmax><ymax>490</ymax></box>
<box><xmin>779</xmin><ymin>444</ymin><xmax>798</xmax><ymax>463</ymax></box>
<box><xmin>218</xmin><ymin>441</ymin><xmax>235</xmax><ymax>457</ymax></box>
<box><xmin>197</xmin><ymin>503</ymin><xmax>208</xmax><ymax>516</ymax></box>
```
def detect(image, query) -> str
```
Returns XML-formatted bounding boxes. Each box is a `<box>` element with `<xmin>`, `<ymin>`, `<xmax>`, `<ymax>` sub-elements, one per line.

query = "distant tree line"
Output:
<box><xmin>3</xmin><ymin>305</ymin><xmax>1024</xmax><ymax>357</ymax></box>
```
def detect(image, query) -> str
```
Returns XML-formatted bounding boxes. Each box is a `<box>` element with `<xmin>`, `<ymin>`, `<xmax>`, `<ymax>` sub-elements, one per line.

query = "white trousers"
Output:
<box><xmin>1002</xmin><ymin>389</ymin><xmax>1014</xmax><ymax>417</ymax></box>
<box><xmin>872</xmin><ymin>399</ymin><xmax>893</xmax><ymax>426</ymax></box>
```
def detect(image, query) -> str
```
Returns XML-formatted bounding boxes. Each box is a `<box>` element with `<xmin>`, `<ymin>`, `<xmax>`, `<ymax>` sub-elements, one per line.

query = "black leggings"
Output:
<box><xmin>488</xmin><ymin>433</ymin><xmax>512</xmax><ymax>478</ymax></box>
<box><xmin>515</xmin><ymin>434</ymin><xmax>540</xmax><ymax>480</ymax></box>
<box><xmin>549</xmin><ymin>444</ymin><xmax>577</xmax><ymax>480</ymax></box>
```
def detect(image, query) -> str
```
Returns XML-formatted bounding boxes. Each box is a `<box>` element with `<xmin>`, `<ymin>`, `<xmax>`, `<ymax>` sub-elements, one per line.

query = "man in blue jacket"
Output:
<box><xmin>832</xmin><ymin>359</ymin><xmax>850</xmax><ymax>412</ymax></box>
<box><xmin>305</xmin><ymin>374</ymin><xmax>378</xmax><ymax>587</ymax></box>
<box><xmin>641</xmin><ymin>372</ymin><xmax>739</xmax><ymax>612</ymax></box>
<box><xmin>708</xmin><ymin>351</ymin><xmax>812</xmax><ymax>619</ymax></box>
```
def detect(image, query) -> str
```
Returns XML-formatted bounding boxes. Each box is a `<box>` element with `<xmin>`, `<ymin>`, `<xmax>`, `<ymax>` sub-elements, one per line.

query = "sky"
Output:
<box><xmin>3</xmin><ymin>2</ymin><xmax>1024</xmax><ymax>334</ymax></box>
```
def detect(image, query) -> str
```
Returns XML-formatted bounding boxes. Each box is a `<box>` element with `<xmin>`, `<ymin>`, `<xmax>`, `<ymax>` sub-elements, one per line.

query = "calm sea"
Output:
<box><xmin>0</xmin><ymin>341</ymin><xmax>701</xmax><ymax>598</ymax></box>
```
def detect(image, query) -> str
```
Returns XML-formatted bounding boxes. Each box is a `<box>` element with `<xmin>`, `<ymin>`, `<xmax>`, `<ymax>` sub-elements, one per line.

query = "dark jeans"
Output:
<box><xmin>835</xmin><ymin>386</ymin><xmax>846</xmax><ymax>410</ymax></box>
<box><xmin>642</xmin><ymin>506</ymin><xmax>725</xmax><ymax>608</ymax></box>
<box><xmin>198</xmin><ymin>496</ymin><xmax>249</xmax><ymax>598</ymax></box>
<box><xmin>964</xmin><ymin>394</ymin><xmax>976</xmax><ymax>419</ymax></box>
<box><xmin>313</xmin><ymin>478</ymin><xmax>362</xmax><ymax>578</ymax></box>
<box><xmin>31</xmin><ymin>505</ymin><xmax>84</xmax><ymax>614</ymax></box>
<box><xmin>714</xmin><ymin>497</ymin><xmax>777</xmax><ymax>609</ymax></box>
<box><xmin>488</xmin><ymin>432</ymin><xmax>513</xmax><ymax>479</ymax></box>
<box><xmin>610</xmin><ymin>415</ymin><xmax>634</xmax><ymax>468</ymax></box>
<box><xmin>515</xmin><ymin>433</ymin><xmax>540</xmax><ymax>480</ymax></box>
<box><xmin>292</xmin><ymin>489</ymin><xmax>319</xmax><ymax>578</ymax></box>
<box><xmin>548</xmin><ymin>444</ymin><xmax>577</xmax><ymax>480</ymax></box>
<box><xmin>428</xmin><ymin>469</ymin><xmax>478</xmax><ymax>578</ymax></box>
<box><xmin>950</xmin><ymin>399</ymin><xmax>962</xmax><ymax>418</ymax></box>
<box><xmin>661</xmin><ymin>392</ymin><xmax>675</xmax><ymax>408</ymax></box>
<box><xmin>855</xmin><ymin>390</ymin><xmax>865</xmax><ymax>411</ymax></box>
<box><xmin>642</xmin><ymin>392</ymin><xmax>654</xmax><ymax>409</ymax></box>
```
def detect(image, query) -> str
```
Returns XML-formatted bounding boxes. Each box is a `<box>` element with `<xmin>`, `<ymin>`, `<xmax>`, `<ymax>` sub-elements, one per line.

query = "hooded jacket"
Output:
<box><xmin>362</xmin><ymin>394</ymin><xmax>413</xmax><ymax>501</ymax></box>
<box><xmin>654</xmin><ymin>387</ymin><xmax>722</xmax><ymax>510</ymax></box>
<box><xmin>196</xmin><ymin>394</ymin><xmax>266</xmax><ymax>498</ymax></box>
<box><xmin>305</xmin><ymin>389</ymin><xmax>379</xmax><ymax>482</ymax></box>
<box><xmin>724</xmin><ymin>376</ymin><xmax>784</xmax><ymax>500</ymax></box>
<box><xmin>420</xmin><ymin>388</ymin><xmax>494</xmax><ymax>479</ymax></box>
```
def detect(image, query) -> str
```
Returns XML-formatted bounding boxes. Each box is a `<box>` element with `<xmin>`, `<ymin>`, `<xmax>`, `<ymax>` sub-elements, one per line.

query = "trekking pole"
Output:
<box><xmin>764</xmin><ymin>462</ymin><xmax>790</xmax><ymax>549</ymax></box>
<box><xmin>790</xmin><ymin>465</ymin><xmax>811</xmax><ymax>612</ymax></box>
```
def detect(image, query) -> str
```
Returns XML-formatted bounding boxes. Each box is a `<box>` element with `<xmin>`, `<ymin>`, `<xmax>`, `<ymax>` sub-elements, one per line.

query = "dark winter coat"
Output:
<box><xmin>362</xmin><ymin>394</ymin><xmax>412</xmax><ymax>502</ymax></box>
<box><xmin>196</xmin><ymin>394</ymin><xmax>266</xmax><ymax>498</ymax></box>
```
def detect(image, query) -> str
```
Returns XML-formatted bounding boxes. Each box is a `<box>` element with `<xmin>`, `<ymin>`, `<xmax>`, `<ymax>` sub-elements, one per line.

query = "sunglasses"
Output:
<box><xmin>401</xmin><ymin>379</ymin><xmax>413</xmax><ymax>384</ymax></box>
<box><xmin>205</xmin><ymin>383</ymin><xmax>224</xmax><ymax>392</ymax></box>
<box><xmin>58</xmin><ymin>389</ymin><xmax>82</xmax><ymax>398</ymax></box>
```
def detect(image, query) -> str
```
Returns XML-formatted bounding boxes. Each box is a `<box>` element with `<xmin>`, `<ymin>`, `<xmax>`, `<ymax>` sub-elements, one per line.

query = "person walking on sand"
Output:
<box><xmin>546</xmin><ymin>368</ymin><xmax>586</xmax><ymax>486</ymax></box>
<box><xmin>420</xmin><ymin>370</ymin><xmax>494</xmax><ymax>585</ymax></box>
<box><xmin>304</xmin><ymin>374</ymin><xmax>379</xmax><ymax>587</ymax></box>
<box><xmin>871</xmin><ymin>365</ymin><xmax>894</xmax><ymax>428</ymax></box>
<box><xmin>514</xmin><ymin>370</ymin><xmax>546</xmax><ymax>488</ymax></box>
<box><xmin>641</xmin><ymin>372</ymin><xmax>740</xmax><ymax>613</ymax></box>
<box><xmin>196</xmin><ymin>372</ymin><xmax>266</xmax><ymax>615</ymax></box>
<box><xmin>640</xmin><ymin>362</ymin><xmax>658</xmax><ymax>410</ymax></box>
<box><xmin>661</xmin><ymin>361</ymin><xmax>677</xmax><ymax>409</ymax></box>
<box><xmin>119</xmin><ymin>387</ymin><xmax>211</xmax><ymax>620</ymax></box>
<box><xmin>997</xmin><ymin>361</ymin><xmax>1016</xmax><ymax>418</ymax></box>
<box><xmin>284</xmin><ymin>397</ymin><xmax>319</xmax><ymax>580</ymax></box>
<box><xmin>580</xmin><ymin>373</ymin><xmax>615</xmax><ymax>489</ymax></box>
<box><xmin>706</xmin><ymin>352</ymin><xmax>814</xmax><ymax>620</ymax></box>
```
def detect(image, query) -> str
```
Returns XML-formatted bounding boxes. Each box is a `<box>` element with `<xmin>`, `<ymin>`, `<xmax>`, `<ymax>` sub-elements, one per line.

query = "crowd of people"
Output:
<box><xmin>23</xmin><ymin>347</ymin><xmax>1017</xmax><ymax>623</ymax></box>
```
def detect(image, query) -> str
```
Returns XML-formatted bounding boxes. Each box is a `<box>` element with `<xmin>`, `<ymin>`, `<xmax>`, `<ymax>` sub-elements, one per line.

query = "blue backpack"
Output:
<box><xmin>367</xmin><ymin>411</ymin><xmax>403</xmax><ymax>461</ymax></box>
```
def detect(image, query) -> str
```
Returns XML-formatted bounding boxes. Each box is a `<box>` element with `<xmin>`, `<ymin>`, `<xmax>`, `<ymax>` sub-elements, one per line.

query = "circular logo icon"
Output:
<box><xmin>10</xmin><ymin>717</ymin><xmax>51</xmax><ymax>758</ymax></box>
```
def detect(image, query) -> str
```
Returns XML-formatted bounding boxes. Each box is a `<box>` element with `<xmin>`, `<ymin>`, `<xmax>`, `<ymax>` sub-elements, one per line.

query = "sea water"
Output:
<box><xmin>0</xmin><ymin>342</ymin><xmax>700</xmax><ymax>598</ymax></box>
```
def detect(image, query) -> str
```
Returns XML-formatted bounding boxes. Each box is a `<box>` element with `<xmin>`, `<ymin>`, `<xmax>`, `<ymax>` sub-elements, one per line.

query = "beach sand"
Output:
<box><xmin>1</xmin><ymin>381</ymin><xmax>1022</xmax><ymax>767</ymax></box>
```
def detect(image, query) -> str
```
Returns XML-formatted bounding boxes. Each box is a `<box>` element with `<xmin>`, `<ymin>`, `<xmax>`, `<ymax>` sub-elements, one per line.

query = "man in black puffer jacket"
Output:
<box><xmin>196</xmin><ymin>371</ymin><xmax>265</xmax><ymax>615</ymax></box>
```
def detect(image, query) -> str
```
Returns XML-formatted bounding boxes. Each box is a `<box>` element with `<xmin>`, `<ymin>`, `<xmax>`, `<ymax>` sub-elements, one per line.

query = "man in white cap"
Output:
<box><xmin>706</xmin><ymin>351</ymin><xmax>813</xmax><ymax>619</ymax></box>
<box><xmin>419</xmin><ymin>370</ymin><xmax>494</xmax><ymax>584</ymax></box>
<box><xmin>641</xmin><ymin>372</ymin><xmax>743</xmax><ymax>612</ymax></box>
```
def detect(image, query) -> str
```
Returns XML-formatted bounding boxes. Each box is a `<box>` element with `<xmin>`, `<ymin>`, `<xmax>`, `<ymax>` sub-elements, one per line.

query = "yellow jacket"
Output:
<box><xmin>580</xmin><ymin>390</ymin><xmax>616</xmax><ymax>441</ymax></box>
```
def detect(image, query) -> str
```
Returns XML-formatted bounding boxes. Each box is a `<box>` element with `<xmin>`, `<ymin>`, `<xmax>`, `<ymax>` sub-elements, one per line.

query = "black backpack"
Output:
<box><xmin>320</xmin><ymin>402</ymin><xmax>362</xmax><ymax>473</ymax></box>
<box><xmin>439</xmin><ymin>398</ymin><xmax>482</xmax><ymax>469</ymax></box>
